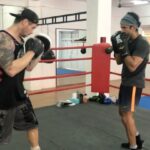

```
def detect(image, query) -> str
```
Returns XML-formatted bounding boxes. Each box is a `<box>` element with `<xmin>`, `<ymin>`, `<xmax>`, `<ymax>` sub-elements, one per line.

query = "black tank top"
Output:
<box><xmin>0</xmin><ymin>30</ymin><xmax>26</xmax><ymax>109</ymax></box>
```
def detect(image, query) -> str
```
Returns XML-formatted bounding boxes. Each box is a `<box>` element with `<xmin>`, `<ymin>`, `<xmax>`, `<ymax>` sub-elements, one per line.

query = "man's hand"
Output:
<box><xmin>111</xmin><ymin>31</ymin><xmax>122</xmax><ymax>54</ymax></box>
<box><xmin>111</xmin><ymin>31</ymin><xmax>129</xmax><ymax>58</ymax></box>
<box><xmin>25</xmin><ymin>38</ymin><xmax>44</xmax><ymax>58</ymax></box>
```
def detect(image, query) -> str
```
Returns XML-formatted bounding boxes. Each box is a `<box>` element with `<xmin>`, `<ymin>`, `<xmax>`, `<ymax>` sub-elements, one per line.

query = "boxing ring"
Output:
<box><xmin>24</xmin><ymin>44</ymin><xmax>150</xmax><ymax>98</ymax></box>
<box><xmin>24</xmin><ymin>43</ymin><xmax>111</xmax><ymax>97</ymax></box>
<box><xmin>24</xmin><ymin>46</ymin><xmax>92</xmax><ymax>95</ymax></box>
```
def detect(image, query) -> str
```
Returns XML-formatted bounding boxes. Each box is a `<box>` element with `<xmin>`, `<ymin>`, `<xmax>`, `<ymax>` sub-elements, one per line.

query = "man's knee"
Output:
<box><xmin>119</xmin><ymin>109</ymin><xmax>133</xmax><ymax>122</ymax></box>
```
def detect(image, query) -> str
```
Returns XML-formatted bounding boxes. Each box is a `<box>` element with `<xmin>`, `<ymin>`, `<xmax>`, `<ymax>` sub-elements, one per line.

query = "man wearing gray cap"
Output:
<box><xmin>111</xmin><ymin>12</ymin><xmax>150</xmax><ymax>150</ymax></box>
<box><xmin>0</xmin><ymin>8</ymin><xmax>43</xmax><ymax>150</ymax></box>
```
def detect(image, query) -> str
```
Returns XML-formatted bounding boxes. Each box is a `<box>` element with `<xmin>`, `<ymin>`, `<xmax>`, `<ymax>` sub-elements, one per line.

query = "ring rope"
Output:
<box><xmin>24</xmin><ymin>72</ymin><xmax>91</xmax><ymax>81</ymax></box>
<box><xmin>39</xmin><ymin>57</ymin><xmax>92</xmax><ymax>63</ymax></box>
<box><xmin>28</xmin><ymin>83</ymin><xmax>91</xmax><ymax>95</ymax></box>
<box><xmin>51</xmin><ymin>45</ymin><xmax>92</xmax><ymax>50</ymax></box>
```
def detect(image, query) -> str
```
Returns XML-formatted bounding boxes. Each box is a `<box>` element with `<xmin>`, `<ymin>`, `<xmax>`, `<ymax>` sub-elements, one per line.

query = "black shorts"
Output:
<box><xmin>0</xmin><ymin>97</ymin><xmax>38</xmax><ymax>144</ymax></box>
<box><xmin>118</xmin><ymin>84</ymin><xmax>142</xmax><ymax>112</ymax></box>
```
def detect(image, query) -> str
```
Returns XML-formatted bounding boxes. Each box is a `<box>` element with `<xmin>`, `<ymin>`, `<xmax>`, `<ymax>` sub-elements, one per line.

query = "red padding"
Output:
<box><xmin>91</xmin><ymin>43</ymin><xmax>111</xmax><ymax>93</ymax></box>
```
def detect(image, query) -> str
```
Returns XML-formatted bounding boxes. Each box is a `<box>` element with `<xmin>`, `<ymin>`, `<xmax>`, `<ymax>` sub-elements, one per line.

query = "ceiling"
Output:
<box><xmin>74</xmin><ymin>0</ymin><xmax>150</xmax><ymax>7</ymax></box>
<box><xmin>117</xmin><ymin>0</ymin><xmax>150</xmax><ymax>7</ymax></box>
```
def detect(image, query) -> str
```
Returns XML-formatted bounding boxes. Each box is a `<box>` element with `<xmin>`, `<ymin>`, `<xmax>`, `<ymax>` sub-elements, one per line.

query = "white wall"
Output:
<box><xmin>0</xmin><ymin>0</ymin><xmax>27</xmax><ymax>7</ymax></box>
<box><xmin>2</xmin><ymin>6</ymin><xmax>23</xmax><ymax>28</ymax></box>
<box><xmin>132</xmin><ymin>4</ymin><xmax>150</xmax><ymax>26</ymax></box>
<box><xmin>25</xmin><ymin>0</ymin><xmax>87</xmax><ymax>90</ymax></box>
<box><xmin>0</xmin><ymin>6</ymin><xmax>3</xmax><ymax>29</ymax></box>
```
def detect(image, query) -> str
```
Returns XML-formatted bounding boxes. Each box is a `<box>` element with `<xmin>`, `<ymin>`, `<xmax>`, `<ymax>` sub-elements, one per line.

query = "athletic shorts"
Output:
<box><xmin>118</xmin><ymin>84</ymin><xmax>142</xmax><ymax>112</ymax></box>
<box><xmin>0</xmin><ymin>97</ymin><xmax>38</xmax><ymax>144</ymax></box>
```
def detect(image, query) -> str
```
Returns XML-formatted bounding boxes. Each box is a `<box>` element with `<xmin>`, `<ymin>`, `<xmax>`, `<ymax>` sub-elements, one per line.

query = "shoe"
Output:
<box><xmin>130</xmin><ymin>147</ymin><xmax>143</xmax><ymax>150</ymax></box>
<box><xmin>121</xmin><ymin>142</ymin><xmax>130</xmax><ymax>149</ymax></box>
<box><xmin>121</xmin><ymin>135</ymin><xmax>144</xmax><ymax>149</ymax></box>
<box><xmin>136</xmin><ymin>135</ymin><xmax>144</xmax><ymax>149</ymax></box>
<box><xmin>121</xmin><ymin>140</ymin><xmax>144</xmax><ymax>149</ymax></box>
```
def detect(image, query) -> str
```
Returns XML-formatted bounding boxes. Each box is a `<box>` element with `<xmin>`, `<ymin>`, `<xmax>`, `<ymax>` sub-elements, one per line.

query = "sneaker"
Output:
<box><xmin>136</xmin><ymin>135</ymin><xmax>144</xmax><ymax>149</ymax></box>
<box><xmin>121</xmin><ymin>142</ymin><xmax>130</xmax><ymax>149</ymax></box>
<box><xmin>121</xmin><ymin>140</ymin><xmax>144</xmax><ymax>149</ymax></box>
<box><xmin>130</xmin><ymin>147</ymin><xmax>142</xmax><ymax>150</ymax></box>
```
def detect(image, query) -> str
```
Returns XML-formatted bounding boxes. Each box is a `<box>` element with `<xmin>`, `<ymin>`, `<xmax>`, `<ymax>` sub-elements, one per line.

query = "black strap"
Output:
<box><xmin>0</xmin><ymin>30</ymin><xmax>24</xmax><ymax>44</ymax></box>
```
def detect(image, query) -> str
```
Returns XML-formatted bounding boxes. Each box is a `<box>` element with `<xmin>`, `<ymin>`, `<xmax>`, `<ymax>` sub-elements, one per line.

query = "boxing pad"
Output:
<box><xmin>111</xmin><ymin>31</ymin><xmax>121</xmax><ymax>54</ymax></box>
<box><xmin>111</xmin><ymin>31</ymin><xmax>129</xmax><ymax>57</ymax></box>
<box><xmin>105</xmin><ymin>47</ymin><xmax>113</xmax><ymax>54</ymax></box>
<box><xmin>80</xmin><ymin>48</ymin><xmax>86</xmax><ymax>54</ymax></box>
<box><xmin>41</xmin><ymin>50</ymin><xmax>56</xmax><ymax>63</ymax></box>
<box><xmin>35</xmin><ymin>33</ymin><xmax>51</xmax><ymax>52</ymax></box>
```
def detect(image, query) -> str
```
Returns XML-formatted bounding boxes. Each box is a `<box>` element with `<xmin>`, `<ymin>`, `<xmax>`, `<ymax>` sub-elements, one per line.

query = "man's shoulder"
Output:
<box><xmin>0</xmin><ymin>31</ymin><xmax>11</xmax><ymax>41</ymax></box>
<box><xmin>138</xmin><ymin>35</ymin><xmax>149</xmax><ymax>45</ymax></box>
<box><xmin>134</xmin><ymin>35</ymin><xmax>150</xmax><ymax>51</ymax></box>
<box><xmin>0</xmin><ymin>31</ymin><xmax>14</xmax><ymax>48</ymax></box>
<box><xmin>0</xmin><ymin>31</ymin><xmax>7</xmax><ymax>39</ymax></box>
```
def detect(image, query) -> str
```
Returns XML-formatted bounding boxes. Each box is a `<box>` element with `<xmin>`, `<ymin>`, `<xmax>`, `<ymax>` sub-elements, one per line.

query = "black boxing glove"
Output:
<box><xmin>111</xmin><ymin>31</ymin><xmax>122</xmax><ymax>54</ymax></box>
<box><xmin>41</xmin><ymin>50</ymin><xmax>56</xmax><ymax>63</ymax></box>
<box><xmin>117</xmin><ymin>32</ymin><xmax>129</xmax><ymax>58</ymax></box>
<box><xmin>25</xmin><ymin>38</ymin><xmax>44</xmax><ymax>59</ymax></box>
<box><xmin>111</xmin><ymin>31</ymin><xmax>129</xmax><ymax>58</ymax></box>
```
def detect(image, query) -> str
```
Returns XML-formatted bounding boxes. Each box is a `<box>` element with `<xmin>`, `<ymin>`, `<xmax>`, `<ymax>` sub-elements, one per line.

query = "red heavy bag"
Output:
<box><xmin>91</xmin><ymin>43</ymin><xmax>111</xmax><ymax>93</ymax></box>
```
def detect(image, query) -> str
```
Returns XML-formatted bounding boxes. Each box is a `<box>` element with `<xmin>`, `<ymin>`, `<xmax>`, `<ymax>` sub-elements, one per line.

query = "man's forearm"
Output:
<box><xmin>6</xmin><ymin>51</ymin><xmax>35</xmax><ymax>77</ymax></box>
<box><xmin>26</xmin><ymin>53</ymin><xmax>42</xmax><ymax>71</ymax></box>
<box><xmin>123</xmin><ymin>55</ymin><xmax>143</xmax><ymax>72</ymax></box>
<box><xmin>114</xmin><ymin>53</ymin><xmax>123</xmax><ymax>65</ymax></box>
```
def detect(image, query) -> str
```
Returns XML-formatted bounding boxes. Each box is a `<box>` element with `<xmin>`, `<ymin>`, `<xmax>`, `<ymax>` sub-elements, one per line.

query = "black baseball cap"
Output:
<box><xmin>10</xmin><ymin>8</ymin><xmax>39</xmax><ymax>24</ymax></box>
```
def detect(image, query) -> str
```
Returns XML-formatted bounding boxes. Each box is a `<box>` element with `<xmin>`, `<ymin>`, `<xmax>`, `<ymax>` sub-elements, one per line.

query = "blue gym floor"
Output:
<box><xmin>56</xmin><ymin>68</ymin><xmax>84</xmax><ymax>75</ymax></box>
<box><xmin>139</xmin><ymin>96</ymin><xmax>150</xmax><ymax>110</ymax></box>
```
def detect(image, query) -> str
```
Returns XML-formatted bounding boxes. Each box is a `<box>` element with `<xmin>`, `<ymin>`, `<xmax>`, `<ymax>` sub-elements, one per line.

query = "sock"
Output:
<box><xmin>136</xmin><ymin>131</ymin><xmax>139</xmax><ymax>136</ymax></box>
<box><xmin>30</xmin><ymin>145</ymin><xmax>41</xmax><ymax>150</ymax></box>
<box><xmin>130</xmin><ymin>144</ymin><xmax>137</xmax><ymax>149</ymax></box>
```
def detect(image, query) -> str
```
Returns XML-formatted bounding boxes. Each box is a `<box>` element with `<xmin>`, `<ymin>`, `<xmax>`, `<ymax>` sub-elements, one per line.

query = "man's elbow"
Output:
<box><xmin>128</xmin><ymin>64</ymin><xmax>138</xmax><ymax>72</ymax></box>
<box><xmin>6</xmin><ymin>68</ymin><xmax>17</xmax><ymax>77</ymax></box>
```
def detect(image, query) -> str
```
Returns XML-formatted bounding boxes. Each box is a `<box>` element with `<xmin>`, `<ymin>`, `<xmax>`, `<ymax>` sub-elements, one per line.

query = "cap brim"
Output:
<box><xmin>9</xmin><ymin>13</ymin><xmax>21</xmax><ymax>18</ymax></box>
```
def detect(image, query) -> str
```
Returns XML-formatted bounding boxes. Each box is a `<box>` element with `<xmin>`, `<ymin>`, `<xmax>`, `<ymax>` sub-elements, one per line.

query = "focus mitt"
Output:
<box><xmin>41</xmin><ymin>50</ymin><xmax>56</xmax><ymax>63</ymax></box>
<box><xmin>35</xmin><ymin>33</ymin><xmax>51</xmax><ymax>52</ymax></box>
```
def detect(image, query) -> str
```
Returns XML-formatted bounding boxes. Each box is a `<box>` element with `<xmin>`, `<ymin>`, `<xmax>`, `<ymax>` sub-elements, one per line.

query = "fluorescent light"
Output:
<box><xmin>131</xmin><ymin>0</ymin><xmax>149</xmax><ymax>5</ymax></box>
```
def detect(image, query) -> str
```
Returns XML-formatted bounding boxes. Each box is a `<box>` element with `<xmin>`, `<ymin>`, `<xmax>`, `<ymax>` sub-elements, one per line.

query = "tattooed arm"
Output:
<box><xmin>0</xmin><ymin>32</ymin><xmax>35</xmax><ymax>77</ymax></box>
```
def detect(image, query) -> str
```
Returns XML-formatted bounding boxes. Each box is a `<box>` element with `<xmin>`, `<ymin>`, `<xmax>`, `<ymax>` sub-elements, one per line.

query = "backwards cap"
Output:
<box><xmin>10</xmin><ymin>8</ymin><xmax>39</xmax><ymax>24</ymax></box>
